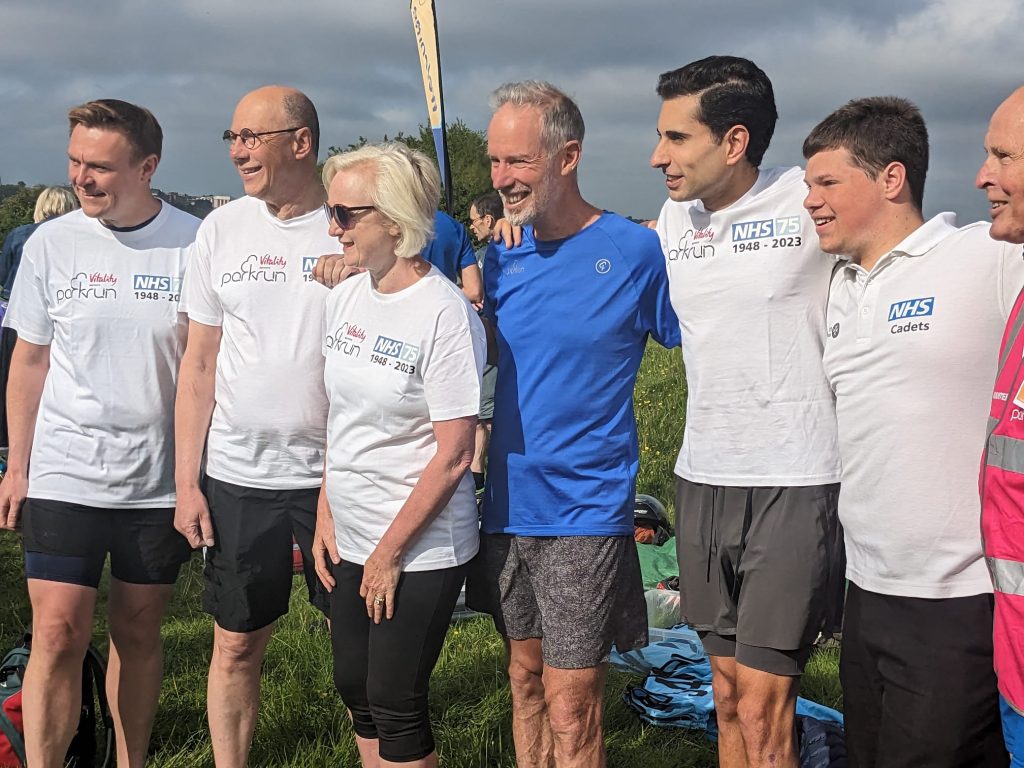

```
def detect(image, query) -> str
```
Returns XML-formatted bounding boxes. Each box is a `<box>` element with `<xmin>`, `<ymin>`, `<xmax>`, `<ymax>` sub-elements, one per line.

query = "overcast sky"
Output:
<box><xmin>1</xmin><ymin>0</ymin><xmax>1021</xmax><ymax>222</ymax></box>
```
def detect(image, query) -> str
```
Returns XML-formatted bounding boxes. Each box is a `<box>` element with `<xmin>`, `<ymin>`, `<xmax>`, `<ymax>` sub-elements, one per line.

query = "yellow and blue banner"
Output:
<box><xmin>410</xmin><ymin>0</ymin><xmax>453</xmax><ymax>211</ymax></box>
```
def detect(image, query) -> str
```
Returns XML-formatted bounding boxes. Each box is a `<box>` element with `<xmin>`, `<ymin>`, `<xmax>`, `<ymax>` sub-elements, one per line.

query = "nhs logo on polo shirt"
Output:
<box><xmin>888</xmin><ymin>296</ymin><xmax>934</xmax><ymax>334</ymax></box>
<box><xmin>888</xmin><ymin>297</ymin><xmax>934</xmax><ymax>321</ymax></box>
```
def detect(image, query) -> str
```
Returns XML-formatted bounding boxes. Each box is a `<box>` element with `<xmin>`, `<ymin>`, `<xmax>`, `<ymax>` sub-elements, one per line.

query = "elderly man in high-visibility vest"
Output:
<box><xmin>981</xmin><ymin>85</ymin><xmax>1024</xmax><ymax>768</ymax></box>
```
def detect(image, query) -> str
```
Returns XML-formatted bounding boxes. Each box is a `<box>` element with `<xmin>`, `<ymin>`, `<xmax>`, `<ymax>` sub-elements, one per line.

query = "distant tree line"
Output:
<box><xmin>0</xmin><ymin>184</ymin><xmax>44</xmax><ymax>246</ymax></box>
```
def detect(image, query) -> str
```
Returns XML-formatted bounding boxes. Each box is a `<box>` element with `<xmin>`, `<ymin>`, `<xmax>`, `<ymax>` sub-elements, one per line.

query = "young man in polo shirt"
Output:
<box><xmin>804</xmin><ymin>96</ymin><xmax>1018</xmax><ymax>766</ymax></box>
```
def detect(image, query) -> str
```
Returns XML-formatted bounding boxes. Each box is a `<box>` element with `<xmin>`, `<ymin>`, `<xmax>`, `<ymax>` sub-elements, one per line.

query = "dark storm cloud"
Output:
<box><xmin>0</xmin><ymin>0</ymin><xmax>1020</xmax><ymax>222</ymax></box>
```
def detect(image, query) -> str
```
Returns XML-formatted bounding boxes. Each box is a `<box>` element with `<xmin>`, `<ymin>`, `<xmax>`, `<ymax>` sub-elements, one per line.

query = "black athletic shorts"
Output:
<box><xmin>22</xmin><ymin>497</ymin><xmax>191</xmax><ymax>588</ymax></box>
<box><xmin>675</xmin><ymin>477</ymin><xmax>844</xmax><ymax>676</ymax></box>
<box><xmin>202</xmin><ymin>477</ymin><xmax>329</xmax><ymax>633</ymax></box>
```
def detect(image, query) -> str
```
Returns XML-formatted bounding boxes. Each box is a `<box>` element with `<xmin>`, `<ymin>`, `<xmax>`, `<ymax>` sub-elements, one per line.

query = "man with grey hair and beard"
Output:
<box><xmin>466</xmin><ymin>80</ymin><xmax>680</xmax><ymax>768</ymax></box>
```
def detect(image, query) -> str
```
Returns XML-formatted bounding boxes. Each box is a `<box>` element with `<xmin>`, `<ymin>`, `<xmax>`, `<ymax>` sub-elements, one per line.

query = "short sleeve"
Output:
<box><xmin>481</xmin><ymin>243</ymin><xmax>500</xmax><ymax>323</ymax></box>
<box><xmin>422</xmin><ymin>303</ymin><xmax>485</xmax><ymax>422</ymax></box>
<box><xmin>3</xmin><ymin>239</ymin><xmax>54</xmax><ymax>345</ymax></box>
<box><xmin>456</xmin><ymin>223</ymin><xmax>476</xmax><ymax>270</ymax></box>
<box><xmin>634</xmin><ymin>229</ymin><xmax>681</xmax><ymax>349</ymax></box>
<box><xmin>180</xmin><ymin>231</ymin><xmax>223</xmax><ymax>326</ymax></box>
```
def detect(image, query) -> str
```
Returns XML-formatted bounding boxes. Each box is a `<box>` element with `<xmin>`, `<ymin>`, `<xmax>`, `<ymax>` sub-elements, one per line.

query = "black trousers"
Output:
<box><xmin>330</xmin><ymin>560</ymin><xmax>466</xmax><ymax>763</ymax></box>
<box><xmin>841</xmin><ymin>583</ymin><xmax>1007</xmax><ymax>767</ymax></box>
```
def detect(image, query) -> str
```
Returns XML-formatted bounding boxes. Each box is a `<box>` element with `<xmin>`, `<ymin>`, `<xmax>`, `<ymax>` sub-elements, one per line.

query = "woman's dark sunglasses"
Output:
<box><xmin>324</xmin><ymin>203</ymin><xmax>376</xmax><ymax>229</ymax></box>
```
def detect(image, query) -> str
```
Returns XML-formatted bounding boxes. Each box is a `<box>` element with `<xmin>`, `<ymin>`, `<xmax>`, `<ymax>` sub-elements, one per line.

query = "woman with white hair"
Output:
<box><xmin>313</xmin><ymin>142</ymin><xmax>485</xmax><ymax>767</ymax></box>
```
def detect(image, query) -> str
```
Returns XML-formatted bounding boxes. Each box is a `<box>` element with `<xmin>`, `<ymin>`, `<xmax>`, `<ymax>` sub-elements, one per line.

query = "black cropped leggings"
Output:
<box><xmin>329</xmin><ymin>559</ymin><xmax>467</xmax><ymax>763</ymax></box>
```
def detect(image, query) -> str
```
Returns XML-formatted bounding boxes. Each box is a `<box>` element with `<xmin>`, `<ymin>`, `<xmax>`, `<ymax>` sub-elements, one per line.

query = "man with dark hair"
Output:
<box><xmin>174</xmin><ymin>85</ymin><xmax>337</xmax><ymax>767</ymax></box>
<box><xmin>0</xmin><ymin>98</ymin><xmax>199</xmax><ymax>767</ymax></box>
<box><xmin>469</xmin><ymin>191</ymin><xmax>503</xmax><ymax>254</ymax></box>
<box><xmin>468</xmin><ymin>80</ymin><xmax>679</xmax><ymax>768</ymax></box>
<box><xmin>806</xmin><ymin>95</ymin><xmax>1016</xmax><ymax>767</ymax></box>
<box><xmin>651</xmin><ymin>56</ymin><xmax>843</xmax><ymax>768</ymax></box>
<box><xmin>979</xmin><ymin>85</ymin><xmax>1024</xmax><ymax>768</ymax></box>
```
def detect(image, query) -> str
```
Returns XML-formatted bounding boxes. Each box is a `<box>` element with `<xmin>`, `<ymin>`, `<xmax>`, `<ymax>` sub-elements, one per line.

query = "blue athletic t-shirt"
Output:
<box><xmin>421</xmin><ymin>211</ymin><xmax>475</xmax><ymax>283</ymax></box>
<box><xmin>482</xmin><ymin>212</ymin><xmax>680</xmax><ymax>536</ymax></box>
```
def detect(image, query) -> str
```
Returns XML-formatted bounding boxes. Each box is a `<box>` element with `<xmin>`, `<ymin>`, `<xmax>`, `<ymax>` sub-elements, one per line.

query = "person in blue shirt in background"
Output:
<box><xmin>466</xmin><ymin>80</ymin><xmax>680</xmax><ymax>768</ymax></box>
<box><xmin>0</xmin><ymin>186</ymin><xmax>79</xmax><ymax>447</ymax></box>
<box><xmin>421</xmin><ymin>209</ymin><xmax>483</xmax><ymax>308</ymax></box>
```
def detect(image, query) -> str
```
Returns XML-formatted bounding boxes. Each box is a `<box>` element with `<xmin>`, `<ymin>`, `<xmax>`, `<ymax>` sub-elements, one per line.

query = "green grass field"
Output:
<box><xmin>0</xmin><ymin>342</ymin><xmax>841</xmax><ymax>766</ymax></box>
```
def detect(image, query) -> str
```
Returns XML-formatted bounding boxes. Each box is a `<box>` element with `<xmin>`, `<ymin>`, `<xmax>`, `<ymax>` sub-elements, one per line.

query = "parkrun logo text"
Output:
<box><xmin>666</xmin><ymin>229</ymin><xmax>716</xmax><ymax>260</ymax></box>
<box><xmin>731</xmin><ymin>216</ymin><xmax>802</xmax><ymax>241</ymax></box>
<box><xmin>372</xmin><ymin>335</ymin><xmax>420</xmax><ymax>363</ymax></box>
<box><xmin>56</xmin><ymin>272</ymin><xmax>118</xmax><ymax>302</ymax></box>
<box><xmin>325</xmin><ymin>322</ymin><xmax>366</xmax><ymax>357</ymax></box>
<box><xmin>221</xmin><ymin>254</ymin><xmax>287</xmax><ymax>286</ymax></box>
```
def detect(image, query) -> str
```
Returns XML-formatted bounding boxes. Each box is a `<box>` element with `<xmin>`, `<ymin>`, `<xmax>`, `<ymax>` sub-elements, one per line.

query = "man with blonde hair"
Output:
<box><xmin>174</xmin><ymin>85</ymin><xmax>339</xmax><ymax>768</ymax></box>
<box><xmin>0</xmin><ymin>98</ymin><xmax>199</xmax><ymax>768</ymax></box>
<box><xmin>467</xmin><ymin>80</ymin><xmax>679</xmax><ymax>768</ymax></box>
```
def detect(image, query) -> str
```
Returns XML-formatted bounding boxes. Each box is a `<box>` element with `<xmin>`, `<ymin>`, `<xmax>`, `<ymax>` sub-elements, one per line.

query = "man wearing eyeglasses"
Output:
<box><xmin>174</xmin><ymin>85</ymin><xmax>337</xmax><ymax>768</ymax></box>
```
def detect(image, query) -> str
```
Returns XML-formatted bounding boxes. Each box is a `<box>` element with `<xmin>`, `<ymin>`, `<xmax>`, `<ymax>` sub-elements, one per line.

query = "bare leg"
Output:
<box><xmin>380</xmin><ymin>752</ymin><xmax>438</xmax><ymax>768</ymax></box>
<box><xmin>470</xmin><ymin>421</ymin><xmax>491</xmax><ymax>476</ymax></box>
<box><xmin>543</xmin><ymin>663</ymin><xmax>607</xmax><ymax>768</ymax></box>
<box><xmin>206</xmin><ymin>621</ymin><xmax>274</xmax><ymax>768</ymax></box>
<box><xmin>709</xmin><ymin>655</ymin><xmax>748</xmax><ymax>768</ymax></box>
<box><xmin>507</xmin><ymin>638</ymin><xmax>554</xmax><ymax>768</ymax></box>
<box><xmin>106</xmin><ymin>579</ymin><xmax>176</xmax><ymax>767</ymax></box>
<box><xmin>22</xmin><ymin>579</ymin><xmax>97</xmax><ymax>768</ymax></box>
<box><xmin>735</xmin><ymin>663</ymin><xmax>799</xmax><ymax>768</ymax></box>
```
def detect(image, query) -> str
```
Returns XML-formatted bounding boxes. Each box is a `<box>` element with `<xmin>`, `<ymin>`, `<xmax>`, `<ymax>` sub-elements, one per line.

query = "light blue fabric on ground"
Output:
<box><xmin>611</xmin><ymin>622</ymin><xmax>846</xmax><ymax>766</ymax></box>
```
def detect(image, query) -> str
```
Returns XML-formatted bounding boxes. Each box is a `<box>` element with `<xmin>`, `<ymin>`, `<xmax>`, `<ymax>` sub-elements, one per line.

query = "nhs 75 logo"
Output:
<box><xmin>731</xmin><ymin>216</ymin><xmax>801</xmax><ymax>241</ymax></box>
<box><xmin>132</xmin><ymin>274</ymin><xmax>182</xmax><ymax>292</ymax></box>
<box><xmin>372</xmin><ymin>335</ymin><xmax>420</xmax><ymax>363</ymax></box>
<box><xmin>887</xmin><ymin>297</ymin><xmax>934</xmax><ymax>321</ymax></box>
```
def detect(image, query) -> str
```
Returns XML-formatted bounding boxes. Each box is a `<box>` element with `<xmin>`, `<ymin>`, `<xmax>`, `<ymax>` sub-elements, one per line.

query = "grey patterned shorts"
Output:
<box><xmin>465</xmin><ymin>533</ymin><xmax>648</xmax><ymax>668</ymax></box>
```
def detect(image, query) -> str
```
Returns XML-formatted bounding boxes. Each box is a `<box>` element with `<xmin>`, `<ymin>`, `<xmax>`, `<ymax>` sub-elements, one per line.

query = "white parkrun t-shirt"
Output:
<box><xmin>181</xmin><ymin>196</ymin><xmax>336</xmax><ymax>489</ymax></box>
<box><xmin>3</xmin><ymin>203</ymin><xmax>200</xmax><ymax>508</ymax></box>
<box><xmin>322</xmin><ymin>267</ymin><xmax>485</xmax><ymax>571</ymax></box>
<box><xmin>657</xmin><ymin>166</ymin><xmax>841</xmax><ymax>486</ymax></box>
<box><xmin>824</xmin><ymin>214</ymin><xmax>1024</xmax><ymax>599</ymax></box>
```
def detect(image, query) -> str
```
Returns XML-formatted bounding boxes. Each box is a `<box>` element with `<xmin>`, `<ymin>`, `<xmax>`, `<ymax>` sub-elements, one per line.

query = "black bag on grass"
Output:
<box><xmin>0</xmin><ymin>629</ymin><xmax>113</xmax><ymax>768</ymax></box>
